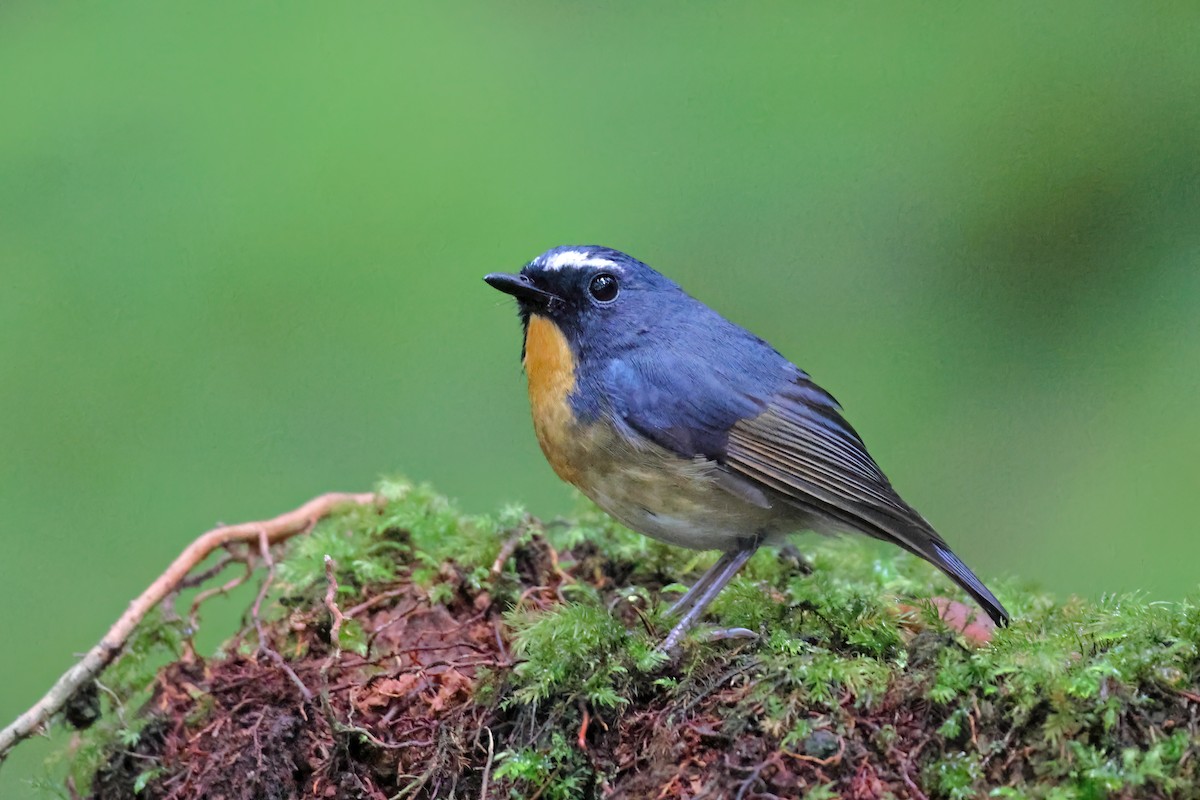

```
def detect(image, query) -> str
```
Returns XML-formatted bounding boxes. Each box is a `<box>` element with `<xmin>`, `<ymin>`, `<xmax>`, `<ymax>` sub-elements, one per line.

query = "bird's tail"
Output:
<box><xmin>889</xmin><ymin>521</ymin><xmax>1010</xmax><ymax>628</ymax></box>
<box><xmin>756</xmin><ymin>471</ymin><xmax>1012</xmax><ymax>627</ymax></box>
<box><xmin>923</xmin><ymin>538</ymin><xmax>1009</xmax><ymax>627</ymax></box>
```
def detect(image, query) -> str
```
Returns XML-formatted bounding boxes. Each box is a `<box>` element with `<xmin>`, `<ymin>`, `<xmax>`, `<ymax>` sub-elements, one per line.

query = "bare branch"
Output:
<box><xmin>0</xmin><ymin>491</ymin><xmax>377</xmax><ymax>763</ymax></box>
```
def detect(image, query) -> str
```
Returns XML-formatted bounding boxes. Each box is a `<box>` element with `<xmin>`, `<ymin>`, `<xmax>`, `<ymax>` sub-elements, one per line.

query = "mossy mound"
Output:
<box><xmin>49</xmin><ymin>481</ymin><xmax>1200</xmax><ymax>799</ymax></box>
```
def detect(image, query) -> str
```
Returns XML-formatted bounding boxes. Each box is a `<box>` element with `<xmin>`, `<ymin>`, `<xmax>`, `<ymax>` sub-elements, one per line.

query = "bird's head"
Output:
<box><xmin>484</xmin><ymin>245</ymin><xmax>683</xmax><ymax>350</ymax></box>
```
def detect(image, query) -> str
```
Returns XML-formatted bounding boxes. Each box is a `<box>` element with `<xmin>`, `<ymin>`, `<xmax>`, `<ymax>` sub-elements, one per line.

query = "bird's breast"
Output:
<box><xmin>523</xmin><ymin>314</ymin><xmax>584</xmax><ymax>484</ymax></box>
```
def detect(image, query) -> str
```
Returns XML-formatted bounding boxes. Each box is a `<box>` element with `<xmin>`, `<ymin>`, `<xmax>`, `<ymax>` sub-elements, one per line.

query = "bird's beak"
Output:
<box><xmin>484</xmin><ymin>272</ymin><xmax>561</xmax><ymax>309</ymax></box>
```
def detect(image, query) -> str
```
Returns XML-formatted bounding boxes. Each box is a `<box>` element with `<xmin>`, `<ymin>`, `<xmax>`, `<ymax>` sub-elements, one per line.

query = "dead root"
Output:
<box><xmin>0</xmin><ymin>492</ymin><xmax>377</xmax><ymax>764</ymax></box>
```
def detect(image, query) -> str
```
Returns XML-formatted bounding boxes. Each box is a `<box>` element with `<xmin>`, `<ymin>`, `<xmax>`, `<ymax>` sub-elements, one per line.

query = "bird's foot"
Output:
<box><xmin>703</xmin><ymin>626</ymin><xmax>758</xmax><ymax>643</ymax></box>
<box><xmin>656</xmin><ymin>623</ymin><xmax>759</xmax><ymax>653</ymax></box>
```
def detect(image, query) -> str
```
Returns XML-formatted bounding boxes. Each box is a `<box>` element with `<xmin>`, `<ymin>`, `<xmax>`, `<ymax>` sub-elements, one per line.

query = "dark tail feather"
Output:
<box><xmin>922</xmin><ymin>540</ymin><xmax>1010</xmax><ymax>627</ymax></box>
<box><xmin>867</xmin><ymin>513</ymin><xmax>1010</xmax><ymax>627</ymax></box>
<box><xmin>767</xmin><ymin>483</ymin><xmax>1011</xmax><ymax>627</ymax></box>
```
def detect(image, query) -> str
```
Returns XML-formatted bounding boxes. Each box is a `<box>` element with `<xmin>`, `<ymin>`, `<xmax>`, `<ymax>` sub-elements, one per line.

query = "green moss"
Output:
<box><xmin>277</xmin><ymin>476</ymin><xmax>504</xmax><ymax>593</ymax></box>
<box><xmin>492</xmin><ymin>731</ymin><xmax>591</xmax><ymax>800</ymax></box>
<box><xmin>927</xmin><ymin>750</ymin><xmax>983</xmax><ymax>799</ymax></box>
<box><xmin>505</xmin><ymin>601</ymin><xmax>666</xmax><ymax>709</ymax></box>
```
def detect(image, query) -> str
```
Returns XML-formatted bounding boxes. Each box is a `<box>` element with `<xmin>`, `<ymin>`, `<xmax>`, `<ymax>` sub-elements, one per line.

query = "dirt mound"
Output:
<box><xmin>72</xmin><ymin>489</ymin><xmax>1200</xmax><ymax>799</ymax></box>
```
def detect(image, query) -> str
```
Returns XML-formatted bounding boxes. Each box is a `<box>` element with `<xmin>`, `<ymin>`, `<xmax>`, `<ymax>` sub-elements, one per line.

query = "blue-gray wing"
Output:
<box><xmin>602</xmin><ymin>350</ymin><xmax>894</xmax><ymax>508</ymax></box>
<box><xmin>602</xmin><ymin>352</ymin><xmax>771</xmax><ymax>459</ymax></box>
<box><xmin>603</xmin><ymin>352</ymin><xmax>1010</xmax><ymax>626</ymax></box>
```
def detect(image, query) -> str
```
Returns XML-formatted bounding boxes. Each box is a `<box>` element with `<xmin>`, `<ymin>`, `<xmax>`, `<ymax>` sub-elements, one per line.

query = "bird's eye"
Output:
<box><xmin>588</xmin><ymin>273</ymin><xmax>619</xmax><ymax>303</ymax></box>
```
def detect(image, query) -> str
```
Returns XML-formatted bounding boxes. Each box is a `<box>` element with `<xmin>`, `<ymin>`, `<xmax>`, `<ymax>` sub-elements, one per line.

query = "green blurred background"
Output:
<box><xmin>2</xmin><ymin>2</ymin><xmax>1198</xmax><ymax>792</ymax></box>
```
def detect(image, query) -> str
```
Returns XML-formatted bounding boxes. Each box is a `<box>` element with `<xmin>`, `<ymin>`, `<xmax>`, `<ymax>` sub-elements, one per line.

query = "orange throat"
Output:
<box><xmin>523</xmin><ymin>315</ymin><xmax>581</xmax><ymax>484</ymax></box>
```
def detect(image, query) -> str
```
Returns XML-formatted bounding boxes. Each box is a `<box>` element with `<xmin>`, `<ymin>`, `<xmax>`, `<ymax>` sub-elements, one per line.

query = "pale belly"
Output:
<box><xmin>538</xmin><ymin>413</ymin><xmax>788</xmax><ymax>552</ymax></box>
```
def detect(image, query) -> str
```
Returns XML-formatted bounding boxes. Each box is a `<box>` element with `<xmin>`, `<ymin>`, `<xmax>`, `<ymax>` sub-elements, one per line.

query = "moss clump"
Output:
<box><xmin>42</xmin><ymin>480</ymin><xmax>1200</xmax><ymax>799</ymax></box>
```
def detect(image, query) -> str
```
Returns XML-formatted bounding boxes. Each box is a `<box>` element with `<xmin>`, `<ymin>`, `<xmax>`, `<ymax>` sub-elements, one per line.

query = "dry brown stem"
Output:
<box><xmin>0</xmin><ymin>491</ymin><xmax>376</xmax><ymax>764</ymax></box>
<box><xmin>322</xmin><ymin>555</ymin><xmax>346</xmax><ymax>667</ymax></box>
<box><xmin>251</xmin><ymin>526</ymin><xmax>315</xmax><ymax>704</ymax></box>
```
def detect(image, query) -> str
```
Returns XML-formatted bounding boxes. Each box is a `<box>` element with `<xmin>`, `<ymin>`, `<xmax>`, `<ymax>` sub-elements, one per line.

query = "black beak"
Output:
<box><xmin>484</xmin><ymin>272</ymin><xmax>561</xmax><ymax>309</ymax></box>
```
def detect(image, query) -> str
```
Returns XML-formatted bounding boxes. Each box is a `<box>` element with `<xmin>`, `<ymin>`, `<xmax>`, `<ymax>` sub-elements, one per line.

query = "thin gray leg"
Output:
<box><xmin>659</xmin><ymin>547</ymin><xmax>756</xmax><ymax>652</ymax></box>
<box><xmin>665</xmin><ymin>550</ymin><xmax>739</xmax><ymax>617</ymax></box>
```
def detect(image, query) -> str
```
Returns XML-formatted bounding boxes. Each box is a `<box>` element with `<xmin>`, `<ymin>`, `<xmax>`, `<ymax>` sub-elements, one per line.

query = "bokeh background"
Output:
<box><xmin>2</xmin><ymin>3</ymin><xmax>1198</xmax><ymax>792</ymax></box>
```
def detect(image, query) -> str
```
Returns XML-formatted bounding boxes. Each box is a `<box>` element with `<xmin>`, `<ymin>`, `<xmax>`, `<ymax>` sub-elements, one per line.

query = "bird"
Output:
<box><xmin>485</xmin><ymin>245</ymin><xmax>1009</xmax><ymax>651</ymax></box>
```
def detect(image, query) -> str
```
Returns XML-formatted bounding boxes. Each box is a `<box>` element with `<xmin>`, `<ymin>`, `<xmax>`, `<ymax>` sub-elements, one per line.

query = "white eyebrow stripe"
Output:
<box><xmin>540</xmin><ymin>250</ymin><xmax>619</xmax><ymax>271</ymax></box>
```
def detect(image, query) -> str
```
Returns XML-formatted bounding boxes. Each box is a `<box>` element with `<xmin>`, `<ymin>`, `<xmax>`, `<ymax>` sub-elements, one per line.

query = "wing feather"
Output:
<box><xmin>724</xmin><ymin>380</ymin><xmax>1010</xmax><ymax>626</ymax></box>
<box><xmin>727</xmin><ymin>371</ymin><xmax>910</xmax><ymax>510</ymax></box>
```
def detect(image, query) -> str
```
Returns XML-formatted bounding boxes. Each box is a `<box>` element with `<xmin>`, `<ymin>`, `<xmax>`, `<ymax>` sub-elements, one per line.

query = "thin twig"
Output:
<box><xmin>178</xmin><ymin>552</ymin><xmax>236</xmax><ymax>590</ymax></box>
<box><xmin>780</xmin><ymin>735</ymin><xmax>845</xmax><ymax>766</ymax></box>
<box><xmin>92</xmin><ymin>680</ymin><xmax>126</xmax><ymax>728</ymax></box>
<box><xmin>253</xmin><ymin>528</ymin><xmax>314</xmax><ymax>704</ymax></box>
<box><xmin>323</xmin><ymin>696</ymin><xmax>432</xmax><ymax>751</ymax></box>
<box><xmin>493</xmin><ymin>615</ymin><xmax>510</xmax><ymax>666</ymax></box>
<box><xmin>490</xmin><ymin>528</ymin><xmax>528</xmax><ymax>576</ymax></box>
<box><xmin>390</xmin><ymin>756</ymin><xmax>439</xmax><ymax>799</ymax></box>
<box><xmin>345</xmin><ymin>585</ymin><xmax>412</xmax><ymax>618</ymax></box>
<box><xmin>734</xmin><ymin>758</ymin><xmax>770</xmax><ymax>800</ymax></box>
<box><xmin>187</xmin><ymin>561</ymin><xmax>253</xmax><ymax>632</ymax></box>
<box><xmin>577</xmin><ymin>699</ymin><xmax>590</xmax><ymax>751</ymax></box>
<box><xmin>479</xmin><ymin>727</ymin><xmax>495</xmax><ymax>800</ymax></box>
<box><xmin>0</xmin><ymin>491</ymin><xmax>376</xmax><ymax>763</ymax></box>
<box><xmin>323</xmin><ymin>555</ymin><xmax>346</xmax><ymax>667</ymax></box>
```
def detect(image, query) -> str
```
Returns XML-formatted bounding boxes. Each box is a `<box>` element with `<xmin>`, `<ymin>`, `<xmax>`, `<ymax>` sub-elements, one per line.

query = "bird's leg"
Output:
<box><xmin>665</xmin><ymin>550</ymin><xmax>740</xmax><ymax>617</ymax></box>
<box><xmin>659</xmin><ymin>547</ymin><xmax>755</xmax><ymax>652</ymax></box>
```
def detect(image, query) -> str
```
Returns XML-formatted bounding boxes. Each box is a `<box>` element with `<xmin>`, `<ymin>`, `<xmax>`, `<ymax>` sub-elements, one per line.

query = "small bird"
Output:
<box><xmin>486</xmin><ymin>246</ymin><xmax>1008</xmax><ymax>650</ymax></box>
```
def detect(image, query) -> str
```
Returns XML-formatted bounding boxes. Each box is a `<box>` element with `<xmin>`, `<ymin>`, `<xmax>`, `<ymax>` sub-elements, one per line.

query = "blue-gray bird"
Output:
<box><xmin>486</xmin><ymin>246</ymin><xmax>1008</xmax><ymax>650</ymax></box>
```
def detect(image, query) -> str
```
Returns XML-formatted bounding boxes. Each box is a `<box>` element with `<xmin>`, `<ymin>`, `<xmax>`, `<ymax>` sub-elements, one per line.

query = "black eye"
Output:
<box><xmin>588</xmin><ymin>273</ymin><xmax>619</xmax><ymax>303</ymax></box>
